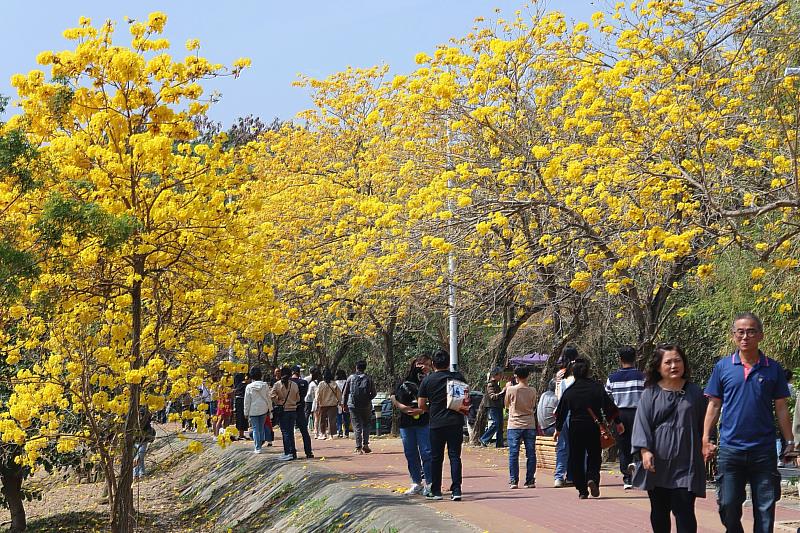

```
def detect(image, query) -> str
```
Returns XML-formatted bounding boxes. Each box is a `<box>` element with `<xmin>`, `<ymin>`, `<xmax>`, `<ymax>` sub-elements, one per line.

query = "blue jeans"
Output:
<box><xmin>279</xmin><ymin>410</ymin><xmax>298</xmax><ymax>457</ymax></box>
<box><xmin>480</xmin><ymin>407</ymin><xmax>504</xmax><ymax>446</ymax></box>
<box><xmin>507</xmin><ymin>428</ymin><xmax>536</xmax><ymax>485</ymax></box>
<box><xmin>399</xmin><ymin>425</ymin><xmax>433</xmax><ymax>485</ymax></box>
<box><xmin>555</xmin><ymin>414</ymin><xmax>570</xmax><ymax>481</ymax></box>
<box><xmin>717</xmin><ymin>446</ymin><xmax>781</xmax><ymax>533</ymax></box>
<box><xmin>133</xmin><ymin>442</ymin><xmax>148</xmax><ymax>477</ymax></box>
<box><xmin>337</xmin><ymin>411</ymin><xmax>350</xmax><ymax>436</ymax></box>
<box><xmin>249</xmin><ymin>414</ymin><xmax>267</xmax><ymax>450</ymax></box>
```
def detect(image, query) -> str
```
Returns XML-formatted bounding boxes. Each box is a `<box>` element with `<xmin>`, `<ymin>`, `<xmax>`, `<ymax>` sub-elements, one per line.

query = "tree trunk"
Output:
<box><xmin>1</xmin><ymin>468</ymin><xmax>26</xmax><ymax>532</ymax></box>
<box><xmin>469</xmin><ymin>396</ymin><xmax>489</xmax><ymax>445</ymax></box>
<box><xmin>330</xmin><ymin>335</ymin><xmax>355</xmax><ymax>373</ymax></box>
<box><xmin>381</xmin><ymin>312</ymin><xmax>397</xmax><ymax>382</ymax></box>
<box><xmin>112</xmin><ymin>259</ymin><xmax>143</xmax><ymax>533</ymax></box>
<box><xmin>271</xmin><ymin>333</ymin><xmax>280</xmax><ymax>369</ymax></box>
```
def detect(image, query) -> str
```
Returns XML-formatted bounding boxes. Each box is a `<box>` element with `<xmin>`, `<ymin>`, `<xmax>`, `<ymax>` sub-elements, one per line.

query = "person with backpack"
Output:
<box><xmin>392</xmin><ymin>357</ymin><xmax>433</xmax><ymax>496</ymax></box>
<box><xmin>418</xmin><ymin>349</ymin><xmax>469</xmax><ymax>501</ymax></box>
<box><xmin>290</xmin><ymin>365</ymin><xmax>315</xmax><ymax>458</ymax></box>
<box><xmin>342</xmin><ymin>360</ymin><xmax>377</xmax><ymax>454</ymax></box>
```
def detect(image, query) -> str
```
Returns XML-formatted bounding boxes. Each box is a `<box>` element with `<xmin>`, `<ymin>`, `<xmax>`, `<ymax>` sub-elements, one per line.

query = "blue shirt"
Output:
<box><xmin>704</xmin><ymin>351</ymin><xmax>790</xmax><ymax>451</ymax></box>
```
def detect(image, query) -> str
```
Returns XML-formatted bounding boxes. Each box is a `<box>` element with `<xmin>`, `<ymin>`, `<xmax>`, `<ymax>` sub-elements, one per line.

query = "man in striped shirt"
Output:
<box><xmin>605</xmin><ymin>345</ymin><xmax>645</xmax><ymax>489</ymax></box>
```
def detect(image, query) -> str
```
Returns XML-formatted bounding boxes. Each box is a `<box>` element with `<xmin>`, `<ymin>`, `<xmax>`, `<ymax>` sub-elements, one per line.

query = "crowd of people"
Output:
<box><xmin>136</xmin><ymin>311</ymin><xmax>797</xmax><ymax>532</ymax></box>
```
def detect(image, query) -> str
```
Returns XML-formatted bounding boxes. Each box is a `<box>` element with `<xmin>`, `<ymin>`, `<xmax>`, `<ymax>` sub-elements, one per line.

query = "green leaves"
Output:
<box><xmin>0</xmin><ymin>239</ymin><xmax>39</xmax><ymax>301</ymax></box>
<box><xmin>0</xmin><ymin>128</ymin><xmax>39</xmax><ymax>193</ymax></box>
<box><xmin>35</xmin><ymin>192</ymin><xmax>140</xmax><ymax>249</ymax></box>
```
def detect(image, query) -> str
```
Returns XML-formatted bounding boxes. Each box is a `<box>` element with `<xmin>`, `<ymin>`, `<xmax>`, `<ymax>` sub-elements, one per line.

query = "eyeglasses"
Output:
<box><xmin>733</xmin><ymin>328</ymin><xmax>761</xmax><ymax>338</ymax></box>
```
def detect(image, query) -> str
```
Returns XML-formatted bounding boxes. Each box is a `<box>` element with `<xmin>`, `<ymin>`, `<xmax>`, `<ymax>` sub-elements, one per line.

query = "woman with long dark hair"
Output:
<box><xmin>555</xmin><ymin>357</ymin><xmax>623</xmax><ymax>499</ymax></box>
<box><xmin>233</xmin><ymin>372</ymin><xmax>249</xmax><ymax>440</ymax></box>
<box><xmin>307</xmin><ymin>367</ymin><xmax>323</xmax><ymax>438</ymax></box>
<box><xmin>632</xmin><ymin>343</ymin><xmax>705</xmax><ymax>533</ymax></box>
<box><xmin>315</xmin><ymin>368</ymin><xmax>341</xmax><ymax>440</ymax></box>
<box><xmin>392</xmin><ymin>357</ymin><xmax>433</xmax><ymax>496</ymax></box>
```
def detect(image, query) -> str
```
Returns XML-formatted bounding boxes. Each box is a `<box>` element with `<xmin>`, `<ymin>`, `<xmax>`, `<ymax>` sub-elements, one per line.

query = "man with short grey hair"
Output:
<box><xmin>703</xmin><ymin>312</ymin><xmax>794</xmax><ymax>533</ymax></box>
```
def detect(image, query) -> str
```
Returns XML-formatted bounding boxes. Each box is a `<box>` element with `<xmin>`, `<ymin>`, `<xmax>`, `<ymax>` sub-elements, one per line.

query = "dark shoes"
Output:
<box><xmin>362</xmin><ymin>445</ymin><xmax>372</xmax><ymax>454</ymax></box>
<box><xmin>450</xmin><ymin>491</ymin><xmax>462</xmax><ymax>501</ymax></box>
<box><xmin>425</xmin><ymin>492</ymin><xmax>443</xmax><ymax>501</ymax></box>
<box><xmin>578</xmin><ymin>493</ymin><xmax>588</xmax><ymax>499</ymax></box>
<box><xmin>587</xmin><ymin>480</ymin><xmax>600</xmax><ymax>498</ymax></box>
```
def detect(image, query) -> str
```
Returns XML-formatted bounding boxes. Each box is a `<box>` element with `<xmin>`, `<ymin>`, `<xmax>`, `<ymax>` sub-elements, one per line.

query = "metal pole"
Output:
<box><xmin>446</xmin><ymin>132</ymin><xmax>458</xmax><ymax>371</ymax></box>
<box><xmin>448</xmin><ymin>247</ymin><xmax>458</xmax><ymax>372</ymax></box>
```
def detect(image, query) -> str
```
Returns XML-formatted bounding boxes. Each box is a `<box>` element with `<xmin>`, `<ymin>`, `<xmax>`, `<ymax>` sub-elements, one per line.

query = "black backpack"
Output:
<box><xmin>293</xmin><ymin>377</ymin><xmax>309</xmax><ymax>402</ymax></box>
<box><xmin>350</xmin><ymin>374</ymin><xmax>372</xmax><ymax>407</ymax></box>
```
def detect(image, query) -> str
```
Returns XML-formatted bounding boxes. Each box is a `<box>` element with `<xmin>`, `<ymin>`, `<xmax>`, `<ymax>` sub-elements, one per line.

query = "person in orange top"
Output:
<box><xmin>504</xmin><ymin>366</ymin><xmax>538</xmax><ymax>489</ymax></box>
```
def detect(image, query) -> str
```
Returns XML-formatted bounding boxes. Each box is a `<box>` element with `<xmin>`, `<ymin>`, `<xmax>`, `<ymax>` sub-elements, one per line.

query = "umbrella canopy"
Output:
<box><xmin>509</xmin><ymin>352</ymin><xmax>551</xmax><ymax>366</ymax></box>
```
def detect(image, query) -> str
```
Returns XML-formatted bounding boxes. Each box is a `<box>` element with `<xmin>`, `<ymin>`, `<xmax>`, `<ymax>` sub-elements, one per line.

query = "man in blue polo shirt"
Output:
<box><xmin>703</xmin><ymin>312</ymin><xmax>795</xmax><ymax>533</ymax></box>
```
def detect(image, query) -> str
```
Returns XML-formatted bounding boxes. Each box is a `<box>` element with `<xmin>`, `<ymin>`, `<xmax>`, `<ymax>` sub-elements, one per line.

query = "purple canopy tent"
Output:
<box><xmin>508</xmin><ymin>352</ymin><xmax>551</xmax><ymax>366</ymax></box>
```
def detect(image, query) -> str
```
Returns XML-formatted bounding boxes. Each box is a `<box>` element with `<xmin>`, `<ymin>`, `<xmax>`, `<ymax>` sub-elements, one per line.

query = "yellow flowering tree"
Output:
<box><xmin>2</xmin><ymin>14</ymin><xmax>260</xmax><ymax>532</ymax></box>
<box><xmin>0</xmin><ymin>94</ymin><xmax>45</xmax><ymax>533</ymax></box>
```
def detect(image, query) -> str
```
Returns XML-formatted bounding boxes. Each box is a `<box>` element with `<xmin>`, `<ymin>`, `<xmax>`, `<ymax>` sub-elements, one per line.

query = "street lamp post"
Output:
<box><xmin>446</xmin><ymin>130</ymin><xmax>458</xmax><ymax>372</ymax></box>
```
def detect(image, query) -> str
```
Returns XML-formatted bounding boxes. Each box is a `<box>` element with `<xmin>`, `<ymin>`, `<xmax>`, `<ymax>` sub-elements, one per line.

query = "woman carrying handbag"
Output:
<box><xmin>554</xmin><ymin>356</ymin><xmax>624</xmax><ymax>499</ymax></box>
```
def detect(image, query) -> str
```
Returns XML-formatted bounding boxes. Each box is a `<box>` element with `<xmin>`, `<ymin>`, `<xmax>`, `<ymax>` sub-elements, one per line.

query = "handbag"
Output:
<box><xmin>446</xmin><ymin>377</ymin><xmax>470</xmax><ymax>412</ymax></box>
<box><xmin>587</xmin><ymin>407</ymin><xmax>616</xmax><ymax>449</ymax></box>
<box><xmin>272</xmin><ymin>381</ymin><xmax>293</xmax><ymax>423</ymax></box>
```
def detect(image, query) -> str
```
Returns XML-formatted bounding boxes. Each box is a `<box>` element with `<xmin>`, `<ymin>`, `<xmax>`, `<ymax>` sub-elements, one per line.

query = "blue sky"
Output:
<box><xmin>1</xmin><ymin>1</ymin><xmax>597</xmax><ymax>125</ymax></box>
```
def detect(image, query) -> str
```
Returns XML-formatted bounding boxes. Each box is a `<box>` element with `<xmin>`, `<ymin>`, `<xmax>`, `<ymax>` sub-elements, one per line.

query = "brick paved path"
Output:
<box><xmin>296</xmin><ymin>434</ymin><xmax>800</xmax><ymax>532</ymax></box>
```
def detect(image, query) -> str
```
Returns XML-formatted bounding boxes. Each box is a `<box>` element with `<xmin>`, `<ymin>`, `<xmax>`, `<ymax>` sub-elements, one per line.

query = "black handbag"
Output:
<box><xmin>272</xmin><ymin>381</ymin><xmax>292</xmax><ymax>423</ymax></box>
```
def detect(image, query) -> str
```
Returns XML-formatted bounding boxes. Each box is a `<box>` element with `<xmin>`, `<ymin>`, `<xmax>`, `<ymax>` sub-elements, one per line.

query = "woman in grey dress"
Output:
<box><xmin>632</xmin><ymin>343</ymin><xmax>706</xmax><ymax>533</ymax></box>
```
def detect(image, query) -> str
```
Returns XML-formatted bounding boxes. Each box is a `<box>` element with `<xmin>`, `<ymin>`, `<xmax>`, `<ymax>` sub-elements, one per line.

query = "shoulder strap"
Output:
<box><xmin>278</xmin><ymin>382</ymin><xmax>293</xmax><ymax>407</ymax></box>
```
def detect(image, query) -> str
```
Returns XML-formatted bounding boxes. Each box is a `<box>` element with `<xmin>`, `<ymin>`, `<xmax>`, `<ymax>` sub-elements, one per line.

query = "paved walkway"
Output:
<box><xmin>262</xmin><ymin>433</ymin><xmax>800</xmax><ymax>532</ymax></box>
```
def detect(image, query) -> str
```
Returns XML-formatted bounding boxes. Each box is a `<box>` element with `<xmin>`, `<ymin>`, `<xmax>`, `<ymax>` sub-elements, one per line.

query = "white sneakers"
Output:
<box><xmin>253</xmin><ymin>449</ymin><xmax>262</xmax><ymax>454</ymax></box>
<box><xmin>405</xmin><ymin>483</ymin><xmax>423</xmax><ymax>495</ymax></box>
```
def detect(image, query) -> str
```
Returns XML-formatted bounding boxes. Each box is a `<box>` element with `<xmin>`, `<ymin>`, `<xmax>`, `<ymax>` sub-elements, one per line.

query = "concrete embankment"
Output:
<box><xmin>167</xmin><ymin>435</ymin><xmax>477</xmax><ymax>532</ymax></box>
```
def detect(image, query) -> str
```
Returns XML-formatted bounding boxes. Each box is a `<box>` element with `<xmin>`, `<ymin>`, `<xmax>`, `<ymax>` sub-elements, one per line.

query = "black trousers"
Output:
<box><xmin>618</xmin><ymin>408</ymin><xmax>636</xmax><ymax>483</ymax></box>
<box><xmin>430</xmin><ymin>424</ymin><xmax>463</xmax><ymax>495</ymax></box>
<box><xmin>294</xmin><ymin>408</ymin><xmax>313</xmax><ymax>456</ymax></box>
<box><xmin>648</xmin><ymin>487</ymin><xmax>697</xmax><ymax>533</ymax></box>
<box><xmin>568</xmin><ymin>420</ymin><xmax>601</xmax><ymax>496</ymax></box>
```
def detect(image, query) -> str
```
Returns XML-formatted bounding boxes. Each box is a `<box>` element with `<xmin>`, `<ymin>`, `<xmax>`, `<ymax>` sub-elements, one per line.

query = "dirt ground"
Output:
<box><xmin>0</xmin><ymin>427</ymin><xmax>214</xmax><ymax>532</ymax></box>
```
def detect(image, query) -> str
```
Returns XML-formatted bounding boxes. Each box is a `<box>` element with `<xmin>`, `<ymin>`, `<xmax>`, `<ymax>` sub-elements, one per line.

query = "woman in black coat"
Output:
<box><xmin>555</xmin><ymin>357</ymin><xmax>624</xmax><ymax>499</ymax></box>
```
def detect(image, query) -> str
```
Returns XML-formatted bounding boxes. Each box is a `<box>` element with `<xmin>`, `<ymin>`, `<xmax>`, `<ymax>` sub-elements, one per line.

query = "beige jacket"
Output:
<box><xmin>315</xmin><ymin>381</ymin><xmax>342</xmax><ymax>408</ymax></box>
<box><xmin>271</xmin><ymin>380</ymin><xmax>300</xmax><ymax>411</ymax></box>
